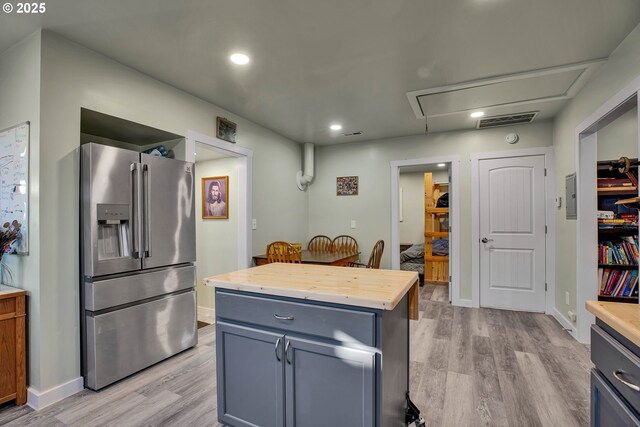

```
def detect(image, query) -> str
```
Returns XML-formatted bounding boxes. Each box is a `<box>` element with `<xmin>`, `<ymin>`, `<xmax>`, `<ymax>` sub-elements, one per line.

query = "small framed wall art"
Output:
<box><xmin>202</xmin><ymin>176</ymin><xmax>229</xmax><ymax>219</ymax></box>
<box><xmin>336</xmin><ymin>176</ymin><xmax>358</xmax><ymax>196</ymax></box>
<box><xmin>216</xmin><ymin>117</ymin><xmax>237</xmax><ymax>143</ymax></box>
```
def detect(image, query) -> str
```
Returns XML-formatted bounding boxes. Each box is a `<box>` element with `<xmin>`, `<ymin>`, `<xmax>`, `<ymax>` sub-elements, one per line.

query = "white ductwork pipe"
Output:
<box><xmin>296</xmin><ymin>142</ymin><xmax>314</xmax><ymax>191</ymax></box>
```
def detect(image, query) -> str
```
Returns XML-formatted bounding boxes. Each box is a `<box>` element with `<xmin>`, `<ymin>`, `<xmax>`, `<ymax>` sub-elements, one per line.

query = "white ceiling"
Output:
<box><xmin>1</xmin><ymin>0</ymin><xmax>639</xmax><ymax>145</ymax></box>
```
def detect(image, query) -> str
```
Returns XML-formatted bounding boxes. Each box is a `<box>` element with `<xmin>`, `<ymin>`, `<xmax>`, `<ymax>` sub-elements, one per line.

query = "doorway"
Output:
<box><xmin>185</xmin><ymin>131</ymin><xmax>253</xmax><ymax>323</ymax></box>
<box><xmin>471</xmin><ymin>147</ymin><xmax>555</xmax><ymax>312</ymax></box>
<box><xmin>390</xmin><ymin>155</ymin><xmax>461</xmax><ymax>306</ymax></box>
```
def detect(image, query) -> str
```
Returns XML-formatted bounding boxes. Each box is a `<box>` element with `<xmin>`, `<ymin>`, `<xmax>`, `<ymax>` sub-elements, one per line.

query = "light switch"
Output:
<box><xmin>252</xmin><ymin>219</ymin><xmax>257</xmax><ymax>230</ymax></box>
<box><xmin>350</xmin><ymin>220</ymin><xmax>357</xmax><ymax>229</ymax></box>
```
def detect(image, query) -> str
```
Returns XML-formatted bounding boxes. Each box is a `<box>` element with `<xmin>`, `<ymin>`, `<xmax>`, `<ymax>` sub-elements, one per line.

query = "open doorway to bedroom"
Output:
<box><xmin>391</xmin><ymin>155</ymin><xmax>460</xmax><ymax>307</ymax></box>
<box><xmin>185</xmin><ymin>130</ymin><xmax>253</xmax><ymax>328</ymax></box>
<box><xmin>399</xmin><ymin>163</ymin><xmax>451</xmax><ymax>304</ymax></box>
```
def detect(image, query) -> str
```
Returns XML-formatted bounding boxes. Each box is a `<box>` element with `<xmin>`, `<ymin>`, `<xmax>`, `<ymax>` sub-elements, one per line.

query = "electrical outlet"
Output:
<box><xmin>565</xmin><ymin>291</ymin><xmax>570</xmax><ymax>305</ymax></box>
<box><xmin>351</xmin><ymin>220</ymin><xmax>357</xmax><ymax>229</ymax></box>
<box><xmin>567</xmin><ymin>311</ymin><xmax>577</xmax><ymax>323</ymax></box>
<box><xmin>252</xmin><ymin>219</ymin><xmax>257</xmax><ymax>230</ymax></box>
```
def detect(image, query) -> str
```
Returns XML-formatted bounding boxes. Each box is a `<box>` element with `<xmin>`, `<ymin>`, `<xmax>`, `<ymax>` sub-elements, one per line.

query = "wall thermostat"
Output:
<box><xmin>505</xmin><ymin>133</ymin><xmax>519</xmax><ymax>144</ymax></box>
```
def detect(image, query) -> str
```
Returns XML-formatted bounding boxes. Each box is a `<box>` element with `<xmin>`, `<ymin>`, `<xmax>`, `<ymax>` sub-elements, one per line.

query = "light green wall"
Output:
<box><xmin>32</xmin><ymin>30</ymin><xmax>308</xmax><ymax>392</ymax></box>
<box><xmin>195</xmin><ymin>157</ymin><xmax>239</xmax><ymax>309</ymax></box>
<box><xmin>554</xmin><ymin>23</ymin><xmax>640</xmax><ymax>325</ymax></box>
<box><xmin>596</xmin><ymin>107</ymin><xmax>638</xmax><ymax>161</ymax></box>
<box><xmin>399</xmin><ymin>172</ymin><xmax>425</xmax><ymax>244</ymax></box>
<box><xmin>399</xmin><ymin>170</ymin><xmax>448</xmax><ymax>244</ymax></box>
<box><xmin>0</xmin><ymin>31</ymin><xmax>42</xmax><ymax>390</ymax></box>
<box><xmin>309</xmin><ymin>122</ymin><xmax>553</xmax><ymax>300</ymax></box>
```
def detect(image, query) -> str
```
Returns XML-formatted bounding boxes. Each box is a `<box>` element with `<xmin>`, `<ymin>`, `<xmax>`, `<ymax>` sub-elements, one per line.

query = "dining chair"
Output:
<box><xmin>307</xmin><ymin>235</ymin><xmax>333</xmax><ymax>253</ymax></box>
<box><xmin>332</xmin><ymin>235</ymin><xmax>359</xmax><ymax>256</ymax></box>
<box><xmin>348</xmin><ymin>240</ymin><xmax>384</xmax><ymax>269</ymax></box>
<box><xmin>266</xmin><ymin>241</ymin><xmax>302</xmax><ymax>264</ymax></box>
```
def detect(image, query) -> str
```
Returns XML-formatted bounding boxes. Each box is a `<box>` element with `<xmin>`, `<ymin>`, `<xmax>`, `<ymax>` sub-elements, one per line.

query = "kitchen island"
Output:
<box><xmin>204</xmin><ymin>263</ymin><xmax>419</xmax><ymax>427</ymax></box>
<box><xmin>586</xmin><ymin>301</ymin><xmax>640</xmax><ymax>426</ymax></box>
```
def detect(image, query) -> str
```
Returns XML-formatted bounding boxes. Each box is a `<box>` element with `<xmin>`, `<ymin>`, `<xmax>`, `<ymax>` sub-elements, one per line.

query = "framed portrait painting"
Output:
<box><xmin>202</xmin><ymin>176</ymin><xmax>229</xmax><ymax>219</ymax></box>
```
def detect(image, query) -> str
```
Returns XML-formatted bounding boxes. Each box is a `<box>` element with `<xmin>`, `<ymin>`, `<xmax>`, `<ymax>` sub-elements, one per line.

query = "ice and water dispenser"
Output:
<box><xmin>96</xmin><ymin>203</ymin><xmax>131</xmax><ymax>260</ymax></box>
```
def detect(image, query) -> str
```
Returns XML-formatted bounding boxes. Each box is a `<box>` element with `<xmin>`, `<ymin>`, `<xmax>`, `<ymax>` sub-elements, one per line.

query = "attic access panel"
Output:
<box><xmin>406</xmin><ymin>60</ymin><xmax>605</xmax><ymax>120</ymax></box>
<box><xmin>417</xmin><ymin>69</ymin><xmax>582</xmax><ymax>117</ymax></box>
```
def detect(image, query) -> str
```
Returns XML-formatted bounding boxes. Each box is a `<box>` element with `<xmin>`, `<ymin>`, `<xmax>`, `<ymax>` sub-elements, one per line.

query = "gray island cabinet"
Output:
<box><xmin>204</xmin><ymin>263</ymin><xmax>420</xmax><ymax>427</ymax></box>
<box><xmin>587</xmin><ymin>301</ymin><xmax>640</xmax><ymax>426</ymax></box>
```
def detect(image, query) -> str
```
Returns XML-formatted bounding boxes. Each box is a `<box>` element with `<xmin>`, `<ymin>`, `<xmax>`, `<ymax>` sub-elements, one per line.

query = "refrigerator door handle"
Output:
<box><xmin>143</xmin><ymin>163</ymin><xmax>151</xmax><ymax>258</ymax></box>
<box><xmin>130</xmin><ymin>163</ymin><xmax>140</xmax><ymax>259</ymax></box>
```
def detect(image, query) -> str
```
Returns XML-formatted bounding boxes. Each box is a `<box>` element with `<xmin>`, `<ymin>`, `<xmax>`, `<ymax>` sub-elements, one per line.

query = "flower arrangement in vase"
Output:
<box><xmin>0</xmin><ymin>220</ymin><xmax>22</xmax><ymax>283</ymax></box>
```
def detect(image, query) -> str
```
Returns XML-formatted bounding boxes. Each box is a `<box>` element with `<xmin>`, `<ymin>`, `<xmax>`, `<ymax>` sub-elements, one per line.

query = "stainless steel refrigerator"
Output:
<box><xmin>80</xmin><ymin>143</ymin><xmax>197</xmax><ymax>390</ymax></box>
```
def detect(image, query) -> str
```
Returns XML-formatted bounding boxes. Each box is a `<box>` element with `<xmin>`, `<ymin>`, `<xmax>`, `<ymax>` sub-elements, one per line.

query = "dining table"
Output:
<box><xmin>253</xmin><ymin>250</ymin><xmax>360</xmax><ymax>267</ymax></box>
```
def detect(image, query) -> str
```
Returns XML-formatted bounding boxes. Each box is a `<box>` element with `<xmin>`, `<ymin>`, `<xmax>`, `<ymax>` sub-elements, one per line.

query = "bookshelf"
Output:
<box><xmin>597</xmin><ymin>158</ymin><xmax>639</xmax><ymax>304</ymax></box>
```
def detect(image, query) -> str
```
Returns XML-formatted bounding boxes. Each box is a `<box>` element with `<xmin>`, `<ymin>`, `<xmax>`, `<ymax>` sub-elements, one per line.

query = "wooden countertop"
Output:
<box><xmin>204</xmin><ymin>263</ymin><xmax>419</xmax><ymax>311</ymax></box>
<box><xmin>0</xmin><ymin>285</ymin><xmax>26</xmax><ymax>298</ymax></box>
<box><xmin>586</xmin><ymin>300</ymin><xmax>640</xmax><ymax>347</ymax></box>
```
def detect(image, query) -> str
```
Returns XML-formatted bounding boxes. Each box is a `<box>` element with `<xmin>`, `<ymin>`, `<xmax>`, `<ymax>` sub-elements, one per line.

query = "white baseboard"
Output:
<box><xmin>552</xmin><ymin>307</ymin><xmax>577</xmax><ymax>339</ymax></box>
<box><xmin>198</xmin><ymin>305</ymin><xmax>215</xmax><ymax>317</ymax></box>
<box><xmin>453</xmin><ymin>298</ymin><xmax>473</xmax><ymax>308</ymax></box>
<box><xmin>28</xmin><ymin>376</ymin><xmax>84</xmax><ymax>410</ymax></box>
<box><xmin>197</xmin><ymin>305</ymin><xmax>215</xmax><ymax>323</ymax></box>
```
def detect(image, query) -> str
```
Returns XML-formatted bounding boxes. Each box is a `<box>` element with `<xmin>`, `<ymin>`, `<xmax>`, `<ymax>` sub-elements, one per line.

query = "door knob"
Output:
<box><xmin>481</xmin><ymin>237</ymin><xmax>494</xmax><ymax>243</ymax></box>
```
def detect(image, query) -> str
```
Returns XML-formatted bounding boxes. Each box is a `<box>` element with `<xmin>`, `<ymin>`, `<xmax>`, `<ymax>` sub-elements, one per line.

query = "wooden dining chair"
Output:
<box><xmin>308</xmin><ymin>235</ymin><xmax>333</xmax><ymax>253</ymax></box>
<box><xmin>332</xmin><ymin>235</ymin><xmax>358</xmax><ymax>255</ymax></box>
<box><xmin>348</xmin><ymin>240</ymin><xmax>384</xmax><ymax>269</ymax></box>
<box><xmin>266</xmin><ymin>241</ymin><xmax>302</xmax><ymax>264</ymax></box>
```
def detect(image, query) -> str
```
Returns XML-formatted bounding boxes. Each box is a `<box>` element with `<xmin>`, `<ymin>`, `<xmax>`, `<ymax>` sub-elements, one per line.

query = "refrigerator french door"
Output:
<box><xmin>81</xmin><ymin>143</ymin><xmax>197</xmax><ymax>390</ymax></box>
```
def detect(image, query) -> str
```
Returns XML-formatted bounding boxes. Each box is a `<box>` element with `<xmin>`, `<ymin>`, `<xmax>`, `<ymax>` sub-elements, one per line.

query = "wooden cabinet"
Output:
<box><xmin>591</xmin><ymin>320</ymin><xmax>640</xmax><ymax>426</ymax></box>
<box><xmin>216</xmin><ymin>322</ymin><xmax>284</xmax><ymax>427</ymax></box>
<box><xmin>0</xmin><ymin>288</ymin><xmax>26</xmax><ymax>406</ymax></box>
<box><xmin>285</xmin><ymin>337</ymin><xmax>375</xmax><ymax>426</ymax></box>
<box><xmin>215</xmin><ymin>289</ymin><xmax>409</xmax><ymax>427</ymax></box>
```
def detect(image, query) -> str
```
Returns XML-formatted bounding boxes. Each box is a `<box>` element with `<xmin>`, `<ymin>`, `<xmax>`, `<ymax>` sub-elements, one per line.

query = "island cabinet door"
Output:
<box><xmin>216</xmin><ymin>322</ymin><xmax>285</xmax><ymax>427</ymax></box>
<box><xmin>284</xmin><ymin>337</ymin><xmax>375</xmax><ymax>427</ymax></box>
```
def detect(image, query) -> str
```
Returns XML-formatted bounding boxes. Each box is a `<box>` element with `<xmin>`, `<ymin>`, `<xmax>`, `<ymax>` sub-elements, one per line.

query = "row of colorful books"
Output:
<box><xmin>599</xmin><ymin>268</ymin><xmax>639</xmax><ymax>297</ymax></box>
<box><xmin>598</xmin><ymin>236</ymin><xmax>639</xmax><ymax>265</ymax></box>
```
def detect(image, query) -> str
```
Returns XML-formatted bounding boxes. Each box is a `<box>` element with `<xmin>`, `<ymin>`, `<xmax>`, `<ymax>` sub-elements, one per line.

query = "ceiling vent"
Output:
<box><xmin>476</xmin><ymin>112</ymin><xmax>538</xmax><ymax>129</ymax></box>
<box><xmin>342</xmin><ymin>131</ymin><xmax>363</xmax><ymax>137</ymax></box>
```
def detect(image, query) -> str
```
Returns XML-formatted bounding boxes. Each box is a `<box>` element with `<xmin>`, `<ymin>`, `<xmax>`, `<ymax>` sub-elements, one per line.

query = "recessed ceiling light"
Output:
<box><xmin>230</xmin><ymin>53</ymin><xmax>250</xmax><ymax>65</ymax></box>
<box><xmin>470</xmin><ymin>111</ymin><xmax>485</xmax><ymax>118</ymax></box>
<box><xmin>330</xmin><ymin>124</ymin><xmax>342</xmax><ymax>131</ymax></box>
<box><xmin>437</xmin><ymin>163</ymin><xmax>446</xmax><ymax>167</ymax></box>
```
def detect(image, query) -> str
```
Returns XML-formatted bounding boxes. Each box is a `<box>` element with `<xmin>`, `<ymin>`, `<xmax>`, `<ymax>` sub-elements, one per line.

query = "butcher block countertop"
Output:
<box><xmin>587</xmin><ymin>300</ymin><xmax>640</xmax><ymax>347</ymax></box>
<box><xmin>204</xmin><ymin>263</ymin><xmax>420</xmax><ymax>313</ymax></box>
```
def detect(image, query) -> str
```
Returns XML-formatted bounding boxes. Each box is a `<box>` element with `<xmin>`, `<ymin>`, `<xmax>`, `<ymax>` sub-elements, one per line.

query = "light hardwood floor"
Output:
<box><xmin>0</xmin><ymin>285</ymin><xmax>590</xmax><ymax>426</ymax></box>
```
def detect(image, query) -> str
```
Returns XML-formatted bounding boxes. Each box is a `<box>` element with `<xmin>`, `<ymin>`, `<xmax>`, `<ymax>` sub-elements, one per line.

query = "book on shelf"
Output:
<box><xmin>599</xmin><ymin>268</ymin><xmax>639</xmax><ymax>297</ymax></box>
<box><xmin>598</xmin><ymin>236</ymin><xmax>639</xmax><ymax>265</ymax></box>
<box><xmin>598</xmin><ymin>177</ymin><xmax>635</xmax><ymax>187</ymax></box>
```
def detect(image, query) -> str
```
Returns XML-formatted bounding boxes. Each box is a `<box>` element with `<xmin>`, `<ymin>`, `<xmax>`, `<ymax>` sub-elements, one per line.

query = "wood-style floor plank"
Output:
<box><xmin>515</xmin><ymin>351</ymin><xmax>581</xmax><ymax>427</ymax></box>
<box><xmin>442</xmin><ymin>371</ymin><xmax>475</xmax><ymax>427</ymax></box>
<box><xmin>0</xmin><ymin>284</ymin><xmax>589</xmax><ymax>427</ymax></box>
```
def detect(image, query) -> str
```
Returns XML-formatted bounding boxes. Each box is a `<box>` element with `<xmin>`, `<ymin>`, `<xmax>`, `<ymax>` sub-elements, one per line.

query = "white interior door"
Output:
<box><xmin>479</xmin><ymin>155</ymin><xmax>546</xmax><ymax>312</ymax></box>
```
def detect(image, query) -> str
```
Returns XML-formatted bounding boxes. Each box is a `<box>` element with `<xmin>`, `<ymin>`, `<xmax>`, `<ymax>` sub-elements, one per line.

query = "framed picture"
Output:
<box><xmin>202</xmin><ymin>176</ymin><xmax>229</xmax><ymax>219</ymax></box>
<box><xmin>216</xmin><ymin>117</ymin><xmax>237</xmax><ymax>143</ymax></box>
<box><xmin>336</xmin><ymin>176</ymin><xmax>359</xmax><ymax>196</ymax></box>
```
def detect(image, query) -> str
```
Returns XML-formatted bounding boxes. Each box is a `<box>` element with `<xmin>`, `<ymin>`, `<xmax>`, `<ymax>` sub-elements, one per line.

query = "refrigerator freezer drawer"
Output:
<box><xmin>85</xmin><ymin>265</ymin><xmax>195</xmax><ymax>311</ymax></box>
<box><xmin>84</xmin><ymin>290</ymin><xmax>197</xmax><ymax>390</ymax></box>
